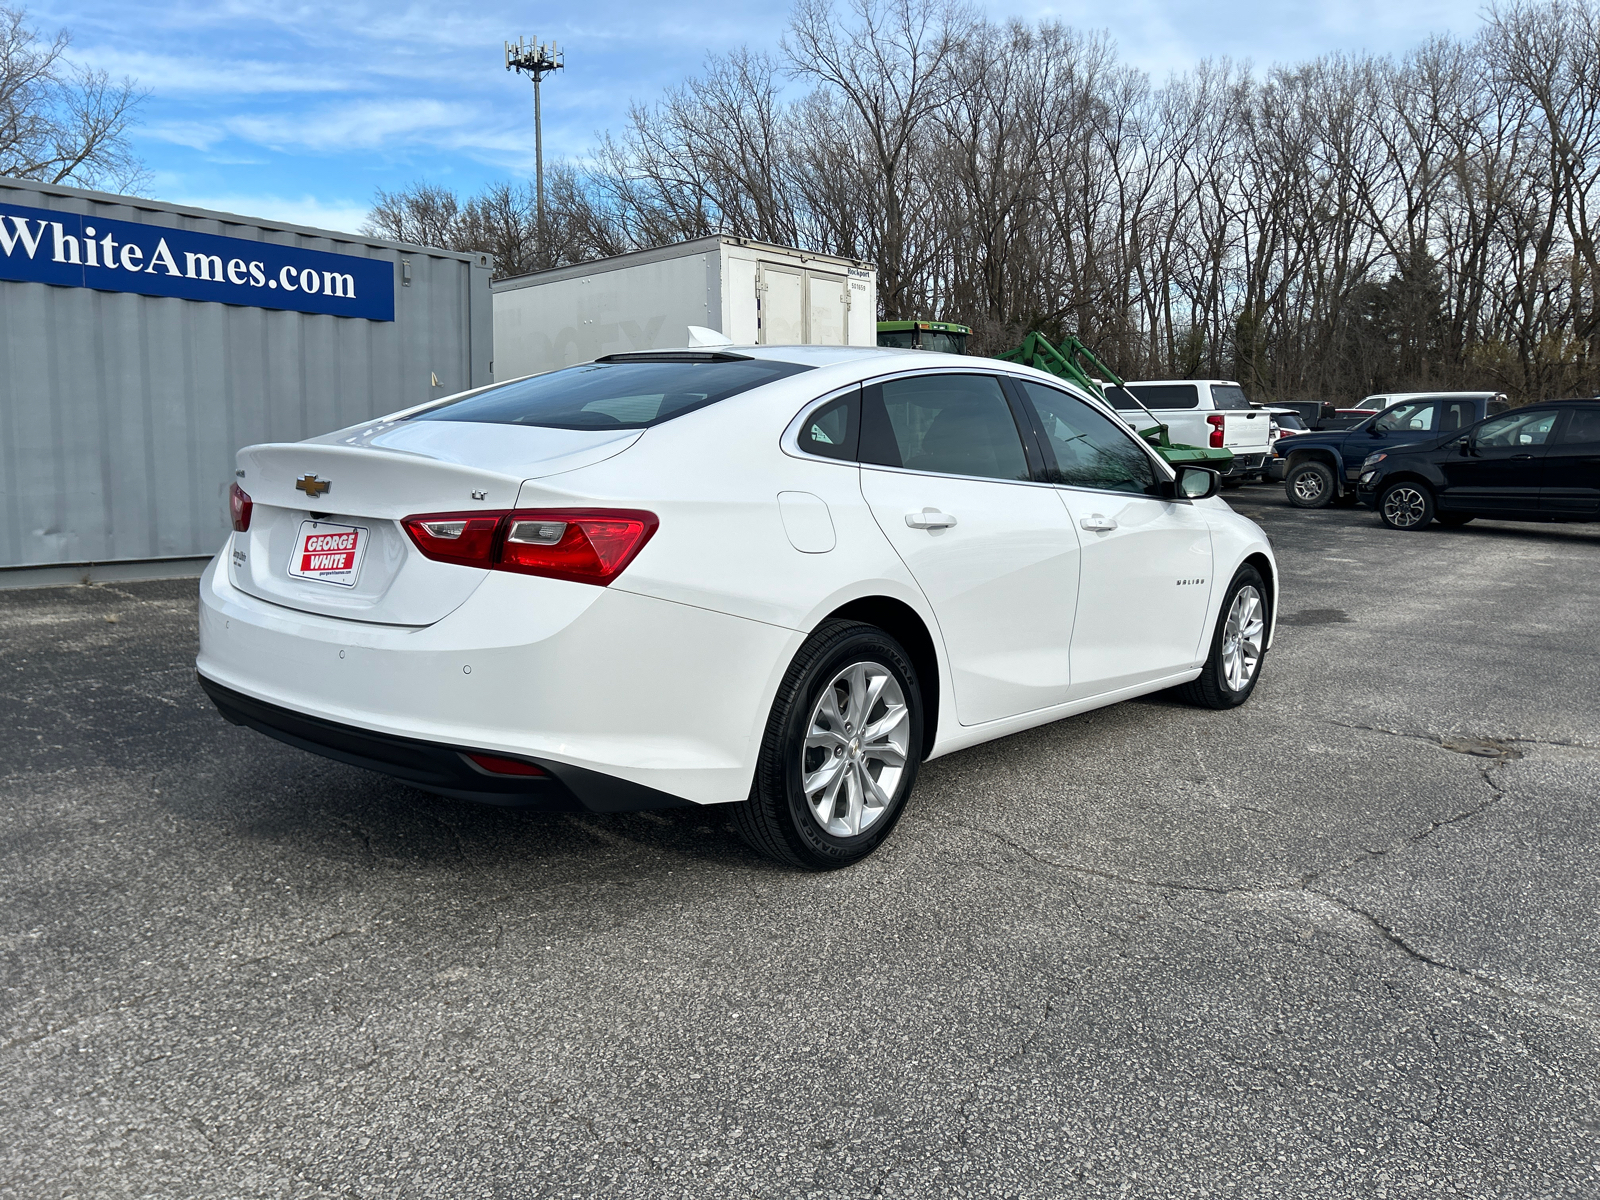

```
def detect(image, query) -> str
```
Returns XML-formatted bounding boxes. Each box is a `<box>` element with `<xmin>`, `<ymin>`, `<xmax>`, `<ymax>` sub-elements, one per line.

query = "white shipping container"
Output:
<box><xmin>492</xmin><ymin>236</ymin><xmax>878</xmax><ymax>379</ymax></box>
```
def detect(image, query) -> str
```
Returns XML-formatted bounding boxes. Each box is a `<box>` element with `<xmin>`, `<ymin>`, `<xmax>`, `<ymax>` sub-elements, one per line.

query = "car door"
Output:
<box><xmin>857</xmin><ymin>372</ymin><xmax>1081</xmax><ymax>726</ymax></box>
<box><xmin>1010</xmin><ymin>379</ymin><xmax>1215</xmax><ymax>699</ymax></box>
<box><xmin>1541</xmin><ymin>406</ymin><xmax>1600</xmax><ymax>515</ymax></box>
<box><xmin>1439</xmin><ymin>408</ymin><xmax>1558</xmax><ymax>513</ymax></box>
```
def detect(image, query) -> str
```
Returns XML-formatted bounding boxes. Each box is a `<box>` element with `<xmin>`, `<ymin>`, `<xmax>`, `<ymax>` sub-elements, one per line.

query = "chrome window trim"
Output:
<box><xmin>780</xmin><ymin>365</ymin><xmax>1183</xmax><ymax>494</ymax></box>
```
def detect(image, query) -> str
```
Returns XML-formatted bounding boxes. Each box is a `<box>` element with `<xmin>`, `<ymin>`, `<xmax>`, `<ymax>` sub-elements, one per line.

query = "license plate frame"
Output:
<box><xmin>288</xmin><ymin>520</ymin><xmax>369</xmax><ymax>588</ymax></box>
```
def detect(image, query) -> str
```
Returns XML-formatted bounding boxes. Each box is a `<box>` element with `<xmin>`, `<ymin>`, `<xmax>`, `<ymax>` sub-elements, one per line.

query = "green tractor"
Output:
<box><xmin>993</xmin><ymin>331</ymin><xmax>1234</xmax><ymax>472</ymax></box>
<box><xmin>876</xmin><ymin>320</ymin><xmax>972</xmax><ymax>355</ymax></box>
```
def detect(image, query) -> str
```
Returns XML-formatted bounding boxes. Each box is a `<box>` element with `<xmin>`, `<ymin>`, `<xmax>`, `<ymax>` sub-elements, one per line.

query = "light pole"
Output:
<box><xmin>505</xmin><ymin>36</ymin><xmax>564</xmax><ymax>270</ymax></box>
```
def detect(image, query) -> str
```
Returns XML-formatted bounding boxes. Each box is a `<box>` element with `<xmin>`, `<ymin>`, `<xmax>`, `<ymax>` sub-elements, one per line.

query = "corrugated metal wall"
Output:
<box><xmin>0</xmin><ymin>177</ymin><xmax>493</xmax><ymax>571</ymax></box>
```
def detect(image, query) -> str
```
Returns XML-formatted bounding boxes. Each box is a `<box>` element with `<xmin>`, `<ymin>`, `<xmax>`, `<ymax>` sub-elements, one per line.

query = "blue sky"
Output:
<box><xmin>37</xmin><ymin>0</ymin><xmax>1487</xmax><ymax>234</ymax></box>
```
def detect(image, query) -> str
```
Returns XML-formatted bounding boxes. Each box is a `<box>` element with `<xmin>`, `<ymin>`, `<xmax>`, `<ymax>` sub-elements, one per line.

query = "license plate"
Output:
<box><xmin>288</xmin><ymin>521</ymin><xmax>368</xmax><ymax>588</ymax></box>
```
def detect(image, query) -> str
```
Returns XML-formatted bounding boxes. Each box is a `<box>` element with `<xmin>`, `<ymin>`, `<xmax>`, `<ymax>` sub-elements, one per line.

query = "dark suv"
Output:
<box><xmin>1278</xmin><ymin>393</ymin><xmax>1510</xmax><ymax>507</ymax></box>
<box><xmin>1356</xmin><ymin>400</ymin><xmax>1600</xmax><ymax>530</ymax></box>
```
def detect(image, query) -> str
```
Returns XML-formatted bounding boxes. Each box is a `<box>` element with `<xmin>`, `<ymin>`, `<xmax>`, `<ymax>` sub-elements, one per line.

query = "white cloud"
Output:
<box><xmin>141</xmin><ymin>120</ymin><xmax>226</xmax><ymax>151</ymax></box>
<box><xmin>225</xmin><ymin>98</ymin><xmax>486</xmax><ymax>153</ymax></box>
<box><xmin>165</xmin><ymin>191</ymin><xmax>374</xmax><ymax>234</ymax></box>
<box><xmin>75</xmin><ymin>46</ymin><xmax>357</xmax><ymax>94</ymax></box>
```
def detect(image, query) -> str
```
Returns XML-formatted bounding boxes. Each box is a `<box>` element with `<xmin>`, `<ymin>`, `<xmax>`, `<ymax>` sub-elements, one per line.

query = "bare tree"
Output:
<box><xmin>370</xmin><ymin>0</ymin><xmax>1600</xmax><ymax>400</ymax></box>
<box><xmin>785</xmin><ymin>0</ymin><xmax>979</xmax><ymax>317</ymax></box>
<box><xmin>0</xmin><ymin>4</ymin><xmax>145</xmax><ymax>191</ymax></box>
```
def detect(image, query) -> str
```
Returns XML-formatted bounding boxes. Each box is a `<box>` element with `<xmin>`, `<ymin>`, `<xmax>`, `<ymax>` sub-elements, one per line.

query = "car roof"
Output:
<box><xmin>737</xmin><ymin>344</ymin><xmax>960</xmax><ymax>369</ymax></box>
<box><xmin>1516</xmin><ymin>397</ymin><xmax>1600</xmax><ymax>407</ymax></box>
<box><xmin>1121</xmin><ymin>378</ymin><xmax>1241</xmax><ymax>387</ymax></box>
<box><xmin>1364</xmin><ymin>391</ymin><xmax>1502</xmax><ymax>401</ymax></box>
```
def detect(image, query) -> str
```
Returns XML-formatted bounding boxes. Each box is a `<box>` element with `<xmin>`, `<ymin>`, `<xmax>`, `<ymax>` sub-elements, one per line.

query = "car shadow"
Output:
<box><xmin>153</xmin><ymin>723</ymin><xmax>778</xmax><ymax>882</ymax></box>
<box><xmin>1424</xmin><ymin>520</ymin><xmax>1600</xmax><ymax>546</ymax></box>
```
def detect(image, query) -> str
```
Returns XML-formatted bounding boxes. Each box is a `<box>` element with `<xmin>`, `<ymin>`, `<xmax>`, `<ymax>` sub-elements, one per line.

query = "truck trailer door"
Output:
<box><xmin>759</xmin><ymin>265</ymin><xmax>804</xmax><ymax>344</ymax></box>
<box><xmin>807</xmin><ymin>271</ymin><xmax>847</xmax><ymax>345</ymax></box>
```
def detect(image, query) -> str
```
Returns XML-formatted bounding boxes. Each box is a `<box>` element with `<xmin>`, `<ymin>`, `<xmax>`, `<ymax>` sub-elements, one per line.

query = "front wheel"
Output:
<box><xmin>1379</xmin><ymin>481</ymin><xmax>1435</xmax><ymax>530</ymax></box>
<box><xmin>1285</xmin><ymin>462</ymin><xmax>1335</xmax><ymax>508</ymax></box>
<box><xmin>1174</xmin><ymin>566</ymin><xmax>1269</xmax><ymax>709</ymax></box>
<box><xmin>732</xmin><ymin>620</ymin><xmax>923</xmax><ymax>870</ymax></box>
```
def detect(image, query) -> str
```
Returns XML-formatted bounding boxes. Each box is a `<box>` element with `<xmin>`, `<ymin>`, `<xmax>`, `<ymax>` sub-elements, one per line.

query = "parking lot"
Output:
<box><xmin>2</xmin><ymin>488</ymin><xmax>1598</xmax><ymax>1199</ymax></box>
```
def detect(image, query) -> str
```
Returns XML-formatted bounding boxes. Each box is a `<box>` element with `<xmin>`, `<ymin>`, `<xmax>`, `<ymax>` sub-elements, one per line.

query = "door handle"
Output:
<box><xmin>905</xmin><ymin>509</ymin><xmax>957</xmax><ymax>529</ymax></box>
<box><xmin>1079</xmin><ymin>514</ymin><xmax>1118</xmax><ymax>532</ymax></box>
<box><xmin>1511</xmin><ymin>453</ymin><xmax>1534</xmax><ymax>460</ymax></box>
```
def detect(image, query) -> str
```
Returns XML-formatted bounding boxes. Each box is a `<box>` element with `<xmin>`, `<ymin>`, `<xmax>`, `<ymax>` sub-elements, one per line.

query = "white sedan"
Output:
<box><xmin>198</xmin><ymin>346</ymin><xmax>1276</xmax><ymax>869</ymax></box>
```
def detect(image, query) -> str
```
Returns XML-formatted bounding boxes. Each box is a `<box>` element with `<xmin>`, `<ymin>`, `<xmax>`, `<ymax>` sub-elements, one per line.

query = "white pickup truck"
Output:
<box><xmin>1104</xmin><ymin>379</ymin><xmax>1274</xmax><ymax>484</ymax></box>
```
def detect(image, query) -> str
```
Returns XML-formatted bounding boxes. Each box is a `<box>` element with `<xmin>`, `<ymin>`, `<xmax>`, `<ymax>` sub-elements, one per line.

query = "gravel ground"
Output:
<box><xmin>2</xmin><ymin>488</ymin><xmax>1598</xmax><ymax>1199</ymax></box>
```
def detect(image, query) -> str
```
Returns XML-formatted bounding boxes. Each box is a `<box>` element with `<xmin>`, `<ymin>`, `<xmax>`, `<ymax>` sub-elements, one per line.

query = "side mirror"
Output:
<box><xmin>1175</xmin><ymin>465</ymin><xmax>1220</xmax><ymax>500</ymax></box>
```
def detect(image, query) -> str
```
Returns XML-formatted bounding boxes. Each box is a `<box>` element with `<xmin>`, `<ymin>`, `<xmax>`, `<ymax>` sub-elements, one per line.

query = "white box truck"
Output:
<box><xmin>491</xmin><ymin>236</ymin><xmax>879</xmax><ymax>379</ymax></box>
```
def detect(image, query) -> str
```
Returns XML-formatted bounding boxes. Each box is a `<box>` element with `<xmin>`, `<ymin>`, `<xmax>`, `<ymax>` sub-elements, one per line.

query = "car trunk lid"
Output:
<box><xmin>229</xmin><ymin>422</ymin><xmax>639</xmax><ymax>625</ymax></box>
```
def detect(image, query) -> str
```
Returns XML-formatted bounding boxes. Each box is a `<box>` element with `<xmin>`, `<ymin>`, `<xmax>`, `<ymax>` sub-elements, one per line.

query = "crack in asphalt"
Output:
<box><xmin>1329</xmin><ymin>720</ymin><xmax>1599</xmax><ymax>755</ymax></box>
<box><xmin>929</xmin><ymin>731</ymin><xmax>1598</xmax><ymax>1033</ymax></box>
<box><xmin>1299</xmin><ymin>754</ymin><xmax>1511</xmax><ymax>889</ymax></box>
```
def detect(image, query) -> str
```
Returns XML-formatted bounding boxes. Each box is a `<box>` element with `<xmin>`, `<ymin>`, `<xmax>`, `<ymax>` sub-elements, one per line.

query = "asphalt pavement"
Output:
<box><xmin>2</xmin><ymin>488</ymin><xmax>1598</xmax><ymax>1199</ymax></box>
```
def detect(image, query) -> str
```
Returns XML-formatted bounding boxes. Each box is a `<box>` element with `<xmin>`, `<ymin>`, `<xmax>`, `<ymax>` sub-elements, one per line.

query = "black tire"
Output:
<box><xmin>1285</xmin><ymin>461</ymin><xmax>1335</xmax><ymax>508</ymax></box>
<box><xmin>731</xmin><ymin>620</ymin><xmax>924</xmax><ymax>870</ymax></box>
<box><xmin>1378</xmin><ymin>481</ymin><xmax>1435</xmax><ymax>530</ymax></box>
<box><xmin>1437</xmin><ymin>512</ymin><xmax>1475</xmax><ymax>527</ymax></box>
<box><xmin>1173</xmin><ymin>566</ymin><xmax>1269</xmax><ymax>710</ymax></box>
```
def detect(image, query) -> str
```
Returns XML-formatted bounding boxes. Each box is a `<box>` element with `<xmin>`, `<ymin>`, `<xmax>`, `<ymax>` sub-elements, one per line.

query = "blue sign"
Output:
<box><xmin>0</xmin><ymin>199</ymin><xmax>395</xmax><ymax>321</ymax></box>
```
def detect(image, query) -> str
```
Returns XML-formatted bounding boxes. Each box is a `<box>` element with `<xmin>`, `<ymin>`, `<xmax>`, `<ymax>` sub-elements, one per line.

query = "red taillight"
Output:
<box><xmin>1207</xmin><ymin>413</ymin><xmax>1226</xmax><ymax>449</ymax></box>
<box><xmin>229</xmin><ymin>482</ymin><xmax>253</xmax><ymax>532</ymax></box>
<box><xmin>400</xmin><ymin>513</ymin><xmax>502</xmax><ymax>568</ymax></box>
<box><xmin>401</xmin><ymin>508</ymin><xmax>658</xmax><ymax>586</ymax></box>
<box><xmin>465</xmin><ymin>752</ymin><xmax>547</xmax><ymax>777</ymax></box>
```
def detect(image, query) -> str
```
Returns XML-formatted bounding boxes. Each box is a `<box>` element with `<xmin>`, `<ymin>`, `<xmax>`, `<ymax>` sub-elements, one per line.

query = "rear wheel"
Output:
<box><xmin>1437</xmin><ymin>512</ymin><xmax>1475</xmax><ymax>527</ymax></box>
<box><xmin>1174</xmin><ymin>566</ymin><xmax>1269</xmax><ymax>710</ymax></box>
<box><xmin>1379</xmin><ymin>481</ymin><xmax>1435</xmax><ymax>530</ymax></box>
<box><xmin>732</xmin><ymin>620</ymin><xmax>923</xmax><ymax>870</ymax></box>
<box><xmin>1286</xmin><ymin>461</ymin><xmax>1335</xmax><ymax>508</ymax></box>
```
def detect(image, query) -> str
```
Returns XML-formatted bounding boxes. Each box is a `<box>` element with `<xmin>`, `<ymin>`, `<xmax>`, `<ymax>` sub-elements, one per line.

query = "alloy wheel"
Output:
<box><xmin>802</xmin><ymin>661</ymin><xmax>910</xmax><ymax>837</ymax></box>
<box><xmin>1292</xmin><ymin>472</ymin><xmax>1325</xmax><ymax>502</ymax></box>
<box><xmin>1382</xmin><ymin>486</ymin><xmax>1428</xmax><ymax>528</ymax></box>
<box><xmin>1221</xmin><ymin>585</ymin><xmax>1265</xmax><ymax>693</ymax></box>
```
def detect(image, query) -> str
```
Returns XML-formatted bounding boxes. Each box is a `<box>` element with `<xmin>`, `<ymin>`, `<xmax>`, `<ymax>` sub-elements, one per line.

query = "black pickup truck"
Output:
<box><xmin>1276</xmin><ymin>393</ymin><xmax>1512</xmax><ymax>507</ymax></box>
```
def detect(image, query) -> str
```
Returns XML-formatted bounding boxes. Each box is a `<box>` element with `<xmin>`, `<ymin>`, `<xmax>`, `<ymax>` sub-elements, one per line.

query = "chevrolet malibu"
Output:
<box><xmin>198</xmin><ymin>346</ymin><xmax>1277</xmax><ymax>869</ymax></box>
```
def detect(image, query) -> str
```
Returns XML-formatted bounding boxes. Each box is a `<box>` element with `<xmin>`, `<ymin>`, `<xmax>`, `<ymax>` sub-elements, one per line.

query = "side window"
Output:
<box><xmin>1554</xmin><ymin>407</ymin><xmax>1600</xmax><ymax>444</ymax></box>
<box><xmin>1440</xmin><ymin>401</ymin><xmax>1477</xmax><ymax>431</ymax></box>
<box><xmin>860</xmin><ymin>375</ymin><xmax>1030</xmax><ymax>482</ymax></box>
<box><xmin>1477</xmin><ymin>410</ymin><xmax>1558</xmax><ymax>447</ymax></box>
<box><xmin>797</xmin><ymin>390</ymin><xmax>859</xmax><ymax>461</ymax></box>
<box><xmin>1017</xmin><ymin>381</ymin><xmax>1158</xmax><ymax>495</ymax></box>
<box><xmin>1375</xmin><ymin>402</ymin><xmax>1436</xmax><ymax>433</ymax></box>
<box><xmin>1105</xmin><ymin>383</ymin><xmax>1200</xmax><ymax>410</ymax></box>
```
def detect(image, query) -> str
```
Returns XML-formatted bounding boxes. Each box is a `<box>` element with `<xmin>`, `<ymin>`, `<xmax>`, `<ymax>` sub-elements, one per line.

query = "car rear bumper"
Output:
<box><xmin>199</xmin><ymin>674</ymin><xmax>686</xmax><ymax>810</ymax></box>
<box><xmin>1223</xmin><ymin>453</ymin><xmax>1267</xmax><ymax>477</ymax></box>
<box><xmin>196</xmin><ymin>553</ymin><xmax>800</xmax><ymax>807</ymax></box>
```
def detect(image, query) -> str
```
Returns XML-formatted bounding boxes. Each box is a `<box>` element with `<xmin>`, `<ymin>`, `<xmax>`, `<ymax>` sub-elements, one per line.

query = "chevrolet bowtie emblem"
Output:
<box><xmin>295</xmin><ymin>474</ymin><xmax>331</xmax><ymax>498</ymax></box>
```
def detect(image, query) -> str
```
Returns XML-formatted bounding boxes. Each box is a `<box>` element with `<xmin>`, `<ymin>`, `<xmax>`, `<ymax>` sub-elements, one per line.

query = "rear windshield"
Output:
<box><xmin>1210</xmin><ymin>384</ymin><xmax>1253</xmax><ymax>410</ymax></box>
<box><xmin>415</xmin><ymin>358</ymin><xmax>813</xmax><ymax>431</ymax></box>
<box><xmin>1104</xmin><ymin>384</ymin><xmax>1200</xmax><ymax>411</ymax></box>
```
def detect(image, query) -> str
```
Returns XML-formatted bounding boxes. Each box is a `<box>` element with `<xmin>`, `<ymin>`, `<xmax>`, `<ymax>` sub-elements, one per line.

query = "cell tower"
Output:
<box><xmin>505</xmin><ymin>37</ymin><xmax>565</xmax><ymax>270</ymax></box>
